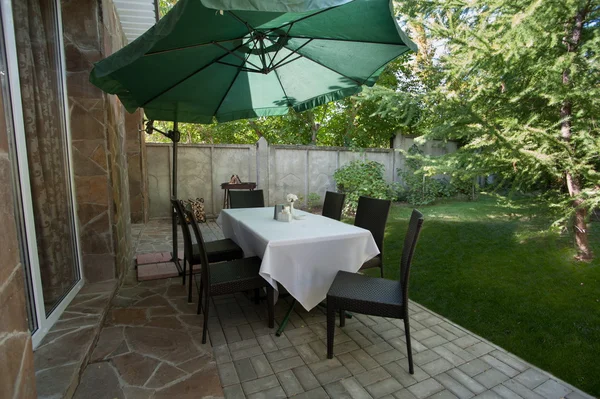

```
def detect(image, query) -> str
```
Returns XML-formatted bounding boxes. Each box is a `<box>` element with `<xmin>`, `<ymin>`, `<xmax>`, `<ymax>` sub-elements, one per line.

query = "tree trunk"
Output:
<box><xmin>561</xmin><ymin>4</ymin><xmax>592</xmax><ymax>260</ymax></box>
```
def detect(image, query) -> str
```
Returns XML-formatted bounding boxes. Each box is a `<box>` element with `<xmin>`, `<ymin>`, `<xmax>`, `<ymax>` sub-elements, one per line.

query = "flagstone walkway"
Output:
<box><xmin>73</xmin><ymin>219</ymin><xmax>595</xmax><ymax>399</ymax></box>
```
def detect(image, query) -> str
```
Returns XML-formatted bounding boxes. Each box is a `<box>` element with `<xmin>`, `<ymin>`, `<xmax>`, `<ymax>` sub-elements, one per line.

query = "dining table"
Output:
<box><xmin>216</xmin><ymin>206</ymin><xmax>380</xmax><ymax>332</ymax></box>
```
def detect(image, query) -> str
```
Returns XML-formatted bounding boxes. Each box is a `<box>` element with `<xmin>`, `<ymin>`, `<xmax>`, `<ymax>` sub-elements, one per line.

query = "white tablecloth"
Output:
<box><xmin>217</xmin><ymin>207</ymin><xmax>379</xmax><ymax>311</ymax></box>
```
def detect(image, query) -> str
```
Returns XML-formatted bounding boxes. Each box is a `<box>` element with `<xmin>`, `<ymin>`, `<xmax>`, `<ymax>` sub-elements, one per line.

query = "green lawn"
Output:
<box><xmin>379</xmin><ymin>195</ymin><xmax>600</xmax><ymax>396</ymax></box>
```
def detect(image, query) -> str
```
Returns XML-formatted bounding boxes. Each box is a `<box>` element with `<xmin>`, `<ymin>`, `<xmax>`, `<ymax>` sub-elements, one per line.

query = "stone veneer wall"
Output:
<box><xmin>62</xmin><ymin>0</ymin><xmax>134</xmax><ymax>283</ymax></box>
<box><xmin>0</xmin><ymin>74</ymin><xmax>37</xmax><ymax>397</ymax></box>
<box><xmin>126</xmin><ymin>110</ymin><xmax>149</xmax><ymax>224</ymax></box>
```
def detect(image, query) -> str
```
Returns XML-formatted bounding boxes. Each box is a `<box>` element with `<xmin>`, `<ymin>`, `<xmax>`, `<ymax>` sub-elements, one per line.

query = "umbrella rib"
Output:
<box><xmin>144</xmin><ymin>38</ymin><xmax>243</xmax><ymax>57</ymax></box>
<box><xmin>282</xmin><ymin>35</ymin><xmax>405</xmax><ymax>47</ymax></box>
<box><xmin>213</xmin><ymin>48</ymin><xmax>253</xmax><ymax>118</ymax></box>
<box><xmin>140</xmin><ymin>38</ymin><xmax>252</xmax><ymax>108</ymax></box>
<box><xmin>265</xmin><ymin>52</ymin><xmax>293</xmax><ymax>108</ymax></box>
<box><xmin>270</xmin><ymin>39</ymin><xmax>313</xmax><ymax>70</ymax></box>
<box><xmin>263</xmin><ymin>5</ymin><xmax>342</xmax><ymax>36</ymax></box>
<box><xmin>227</xmin><ymin>10</ymin><xmax>255</xmax><ymax>31</ymax></box>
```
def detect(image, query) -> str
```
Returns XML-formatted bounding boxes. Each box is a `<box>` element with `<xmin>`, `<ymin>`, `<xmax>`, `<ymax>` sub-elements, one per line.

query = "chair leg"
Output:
<box><xmin>327</xmin><ymin>299</ymin><xmax>335</xmax><ymax>359</ymax></box>
<box><xmin>202</xmin><ymin>294</ymin><xmax>210</xmax><ymax>344</ymax></box>
<box><xmin>197</xmin><ymin>278</ymin><xmax>204</xmax><ymax>315</ymax></box>
<box><xmin>404</xmin><ymin>316</ymin><xmax>414</xmax><ymax>374</ymax></box>
<box><xmin>339</xmin><ymin>310</ymin><xmax>345</xmax><ymax>327</ymax></box>
<box><xmin>188</xmin><ymin>261</ymin><xmax>194</xmax><ymax>303</ymax></box>
<box><xmin>182</xmin><ymin>256</ymin><xmax>187</xmax><ymax>285</ymax></box>
<box><xmin>254</xmin><ymin>288</ymin><xmax>260</xmax><ymax>305</ymax></box>
<box><xmin>267</xmin><ymin>286</ymin><xmax>274</xmax><ymax>328</ymax></box>
<box><xmin>380</xmin><ymin>265</ymin><xmax>384</xmax><ymax>278</ymax></box>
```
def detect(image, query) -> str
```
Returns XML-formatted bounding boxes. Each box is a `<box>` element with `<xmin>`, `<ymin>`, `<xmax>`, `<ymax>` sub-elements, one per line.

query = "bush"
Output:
<box><xmin>334</xmin><ymin>160</ymin><xmax>395</xmax><ymax>216</ymax></box>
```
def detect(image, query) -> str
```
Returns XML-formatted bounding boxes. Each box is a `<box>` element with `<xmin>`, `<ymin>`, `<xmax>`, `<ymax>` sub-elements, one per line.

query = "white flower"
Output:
<box><xmin>286</xmin><ymin>193</ymin><xmax>298</xmax><ymax>203</ymax></box>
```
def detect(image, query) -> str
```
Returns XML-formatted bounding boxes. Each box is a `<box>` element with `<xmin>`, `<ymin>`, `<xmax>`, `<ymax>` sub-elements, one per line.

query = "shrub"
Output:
<box><xmin>307</xmin><ymin>192</ymin><xmax>321</xmax><ymax>211</ymax></box>
<box><xmin>334</xmin><ymin>160</ymin><xmax>394</xmax><ymax>216</ymax></box>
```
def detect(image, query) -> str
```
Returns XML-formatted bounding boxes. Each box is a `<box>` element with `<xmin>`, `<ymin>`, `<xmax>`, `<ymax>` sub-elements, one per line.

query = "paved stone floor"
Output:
<box><xmin>75</xmin><ymin>219</ymin><xmax>595</xmax><ymax>399</ymax></box>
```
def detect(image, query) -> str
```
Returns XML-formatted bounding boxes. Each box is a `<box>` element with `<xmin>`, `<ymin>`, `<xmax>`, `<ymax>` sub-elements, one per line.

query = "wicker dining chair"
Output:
<box><xmin>322</xmin><ymin>191</ymin><xmax>346</xmax><ymax>220</ymax></box>
<box><xmin>326</xmin><ymin>209</ymin><xmax>424</xmax><ymax>374</ymax></box>
<box><xmin>185</xmin><ymin>208</ymin><xmax>274</xmax><ymax>344</ymax></box>
<box><xmin>171</xmin><ymin>199</ymin><xmax>244</xmax><ymax>302</ymax></box>
<box><xmin>354</xmin><ymin>196</ymin><xmax>391</xmax><ymax>278</ymax></box>
<box><xmin>229</xmin><ymin>189</ymin><xmax>265</xmax><ymax>208</ymax></box>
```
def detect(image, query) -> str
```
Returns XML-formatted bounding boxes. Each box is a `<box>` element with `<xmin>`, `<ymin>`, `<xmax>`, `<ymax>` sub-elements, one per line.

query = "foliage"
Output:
<box><xmin>306</xmin><ymin>192</ymin><xmax>321</xmax><ymax>211</ymax></box>
<box><xmin>375</xmin><ymin>197</ymin><xmax>600</xmax><ymax>395</ymax></box>
<box><xmin>333</xmin><ymin>160</ymin><xmax>395</xmax><ymax>216</ymax></box>
<box><xmin>388</xmin><ymin>0</ymin><xmax>600</xmax><ymax>259</ymax></box>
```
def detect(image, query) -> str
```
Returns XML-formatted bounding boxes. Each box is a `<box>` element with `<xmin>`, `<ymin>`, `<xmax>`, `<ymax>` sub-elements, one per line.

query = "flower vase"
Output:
<box><xmin>290</xmin><ymin>202</ymin><xmax>294</xmax><ymax>217</ymax></box>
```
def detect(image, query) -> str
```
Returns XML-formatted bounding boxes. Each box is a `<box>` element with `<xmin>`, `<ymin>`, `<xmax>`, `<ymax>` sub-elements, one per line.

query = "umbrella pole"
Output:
<box><xmin>171</xmin><ymin>121</ymin><xmax>181</xmax><ymax>274</ymax></box>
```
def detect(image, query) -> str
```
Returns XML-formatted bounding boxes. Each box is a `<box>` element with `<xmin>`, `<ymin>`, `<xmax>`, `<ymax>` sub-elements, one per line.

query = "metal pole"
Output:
<box><xmin>171</xmin><ymin>121</ymin><xmax>181</xmax><ymax>272</ymax></box>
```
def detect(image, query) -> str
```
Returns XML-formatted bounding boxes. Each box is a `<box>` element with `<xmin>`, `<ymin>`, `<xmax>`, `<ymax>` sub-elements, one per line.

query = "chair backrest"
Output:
<box><xmin>171</xmin><ymin>199</ymin><xmax>196</xmax><ymax>264</ymax></box>
<box><xmin>186</xmin><ymin>206</ymin><xmax>211</xmax><ymax>285</ymax></box>
<box><xmin>399</xmin><ymin>209</ymin><xmax>424</xmax><ymax>304</ymax></box>
<box><xmin>229</xmin><ymin>189</ymin><xmax>265</xmax><ymax>209</ymax></box>
<box><xmin>354</xmin><ymin>196</ymin><xmax>391</xmax><ymax>254</ymax></box>
<box><xmin>322</xmin><ymin>191</ymin><xmax>345</xmax><ymax>221</ymax></box>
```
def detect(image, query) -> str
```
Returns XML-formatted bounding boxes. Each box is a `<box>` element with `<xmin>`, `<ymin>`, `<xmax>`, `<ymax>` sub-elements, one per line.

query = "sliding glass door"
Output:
<box><xmin>1</xmin><ymin>0</ymin><xmax>83</xmax><ymax>347</ymax></box>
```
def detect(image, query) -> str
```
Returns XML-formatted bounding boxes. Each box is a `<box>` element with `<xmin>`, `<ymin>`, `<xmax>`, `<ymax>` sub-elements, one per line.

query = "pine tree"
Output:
<box><xmin>394</xmin><ymin>0</ymin><xmax>600</xmax><ymax>260</ymax></box>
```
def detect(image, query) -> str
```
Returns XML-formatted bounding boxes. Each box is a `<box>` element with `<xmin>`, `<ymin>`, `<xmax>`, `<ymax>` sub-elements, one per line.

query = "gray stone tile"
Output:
<box><xmin>474</xmin><ymin>368</ymin><xmax>509</xmax><ymax>389</ymax></box>
<box><xmin>234</xmin><ymin>357</ymin><xmax>258</xmax><ymax>382</ymax></box>
<box><xmin>422</xmin><ymin>358</ymin><xmax>454</xmax><ymax>376</ymax></box>
<box><xmin>247</xmin><ymin>385</ymin><xmax>286</xmax><ymax>399</ymax></box>
<box><xmin>465</xmin><ymin>342</ymin><xmax>494</xmax><ymax>358</ymax></box>
<box><xmin>309</xmin><ymin>357</ymin><xmax>343</xmax><ymax>374</ymax></box>
<box><xmin>256</xmin><ymin>334</ymin><xmax>278</xmax><ymax>353</ymax></box>
<box><xmin>241</xmin><ymin>375</ymin><xmax>279</xmax><ymax>395</ymax></box>
<box><xmin>356</xmin><ymin>367</ymin><xmax>392</xmax><ymax>386</ymax></box>
<box><xmin>350</xmin><ymin>349</ymin><xmax>380</xmax><ymax>370</ymax></box>
<box><xmin>229</xmin><ymin>338</ymin><xmax>259</xmax><ymax>352</ymax></box>
<box><xmin>277</xmin><ymin>370</ymin><xmax>305</xmax><ymax>397</ymax></box>
<box><xmin>432</xmin><ymin>346</ymin><xmax>467</xmax><ymax>367</ymax></box>
<box><xmin>214</xmin><ymin>344</ymin><xmax>232</xmax><ymax>364</ymax></box>
<box><xmin>488</xmin><ymin>351</ymin><xmax>527</xmax><ymax>373</ymax></box>
<box><xmin>295</xmin><ymin>343</ymin><xmax>321</xmax><ymax>364</ymax></box>
<box><xmin>434</xmin><ymin>373</ymin><xmax>475</xmax><ymax>399</ymax></box>
<box><xmin>458</xmin><ymin>359</ymin><xmax>491</xmax><ymax>377</ymax></box>
<box><xmin>317</xmin><ymin>365</ymin><xmax>353</xmax><ymax>385</ymax></box>
<box><xmin>271</xmin><ymin>355</ymin><xmax>305</xmax><ymax>373</ymax></box>
<box><xmin>339</xmin><ymin>352</ymin><xmax>367</xmax><ymax>375</ymax></box>
<box><xmin>266</xmin><ymin>347</ymin><xmax>298</xmax><ymax>362</ymax></box>
<box><xmin>491</xmin><ymin>384</ymin><xmax>523</xmax><ymax>399</ymax></box>
<box><xmin>533</xmin><ymin>379</ymin><xmax>572</xmax><ymax>399</ymax></box>
<box><xmin>293</xmin><ymin>365</ymin><xmax>321</xmax><ymax>391</ymax></box>
<box><xmin>383</xmin><ymin>362</ymin><xmax>418</xmax><ymax>388</ymax></box>
<box><xmin>223</xmin><ymin>384</ymin><xmax>245</xmax><ymax>399</ymax></box>
<box><xmin>393</xmin><ymin>388</ymin><xmax>419</xmax><ymax>399</ymax></box>
<box><xmin>250</xmin><ymin>354</ymin><xmax>274</xmax><ymax>378</ymax></box>
<box><xmin>447</xmin><ymin>369</ymin><xmax>486</xmax><ymax>394</ymax></box>
<box><xmin>472</xmin><ymin>391</ymin><xmax>503</xmax><ymax>399</ymax></box>
<box><xmin>219</xmin><ymin>362</ymin><xmax>240</xmax><ymax>386</ymax></box>
<box><xmin>414</xmin><ymin>349</ymin><xmax>442</xmax><ymax>366</ymax></box>
<box><xmin>452</xmin><ymin>336</ymin><xmax>480</xmax><ymax>349</ymax></box>
<box><xmin>514</xmin><ymin>369</ymin><xmax>549</xmax><ymax>390</ymax></box>
<box><xmin>341</xmin><ymin>377</ymin><xmax>374</xmax><ymax>399</ymax></box>
<box><xmin>421</xmin><ymin>335</ymin><xmax>449</xmax><ymax>349</ymax></box>
<box><xmin>480</xmin><ymin>355</ymin><xmax>519</xmax><ymax>378</ymax></box>
<box><xmin>407</xmin><ymin>378</ymin><xmax>445</xmax><ymax>399</ymax></box>
<box><xmin>291</xmin><ymin>387</ymin><xmax>329</xmax><ymax>399</ymax></box>
<box><xmin>501</xmin><ymin>379</ymin><xmax>545</xmax><ymax>399</ymax></box>
<box><xmin>365</xmin><ymin>377</ymin><xmax>403</xmax><ymax>399</ymax></box>
<box><xmin>565</xmin><ymin>391</ymin><xmax>596</xmax><ymax>399</ymax></box>
<box><xmin>231</xmin><ymin>345</ymin><xmax>263</xmax><ymax>361</ymax></box>
<box><xmin>365</xmin><ymin>342</ymin><xmax>395</xmax><ymax>357</ymax></box>
<box><xmin>429</xmin><ymin>390</ymin><xmax>460</xmax><ymax>399</ymax></box>
<box><xmin>374</xmin><ymin>349</ymin><xmax>406</xmax><ymax>366</ymax></box>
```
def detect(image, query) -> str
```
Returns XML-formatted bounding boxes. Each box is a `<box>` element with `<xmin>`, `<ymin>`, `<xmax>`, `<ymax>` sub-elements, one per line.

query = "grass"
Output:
<box><xmin>378</xmin><ymin>195</ymin><xmax>600</xmax><ymax>396</ymax></box>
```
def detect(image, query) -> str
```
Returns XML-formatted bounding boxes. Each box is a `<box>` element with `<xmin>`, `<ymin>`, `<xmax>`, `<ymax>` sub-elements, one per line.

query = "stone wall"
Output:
<box><xmin>146</xmin><ymin>136</ymin><xmax>457</xmax><ymax>218</ymax></box>
<box><xmin>62</xmin><ymin>0</ymin><xmax>134</xmax><ymax>283</ymax></box>
<box><xmin>126</xmin><ymin>110</ymin><xmax>149</xmax><ymax>224</ymax></box>
<box><xmin>0</xmin><ymin>68</ymin><xmax>37</xmax><ymax>398</ymax></box>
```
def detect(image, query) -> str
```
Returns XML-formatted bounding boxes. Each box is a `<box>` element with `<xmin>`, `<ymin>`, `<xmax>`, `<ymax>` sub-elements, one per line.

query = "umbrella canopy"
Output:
<box><xmin>89</xmin><ymin>0</ymin><xmax>416</xmax><ymax>123</ymax></box>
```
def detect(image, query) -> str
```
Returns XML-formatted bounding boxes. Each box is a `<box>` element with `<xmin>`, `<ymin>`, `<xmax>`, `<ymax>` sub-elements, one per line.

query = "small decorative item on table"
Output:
<box><xmin>286</xmin><ymin>193</ymin><xmax>298</xmax><ymax>216</ymax></box>
<box><xmin>276</xmin><ymin>206</ymin><xmax>292</xmax><ymax>222</ymax></box>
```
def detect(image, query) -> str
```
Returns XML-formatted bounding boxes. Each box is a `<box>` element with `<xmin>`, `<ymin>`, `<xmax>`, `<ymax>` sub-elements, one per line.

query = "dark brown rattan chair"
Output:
<box><xmin>185</xmin><ymin>209</ymin><xmax>274</xmax><ymax>344</ymax></box>
<box><xmin>322</xmin><ymin>191</ymin><xmax>346</xmax><ymax>220</ymax></box>
<box><xmin>326</xmin><ymin>209</ymin><xmax>424</xmax><ymax>374</ymax></box>
<box><xmin>229</xmin><ymin>189</ymin><xmax>265</xmax><ymax>208</ymax></box>
<box><xmin>171</xmin><ymin>199</ymin><xmax>244</xmax><ymax>302</ymax></box>
<box><xmin>354</xmin><ymin>196</ymin><xmax>391</xmax><ymax>278</ymax></box>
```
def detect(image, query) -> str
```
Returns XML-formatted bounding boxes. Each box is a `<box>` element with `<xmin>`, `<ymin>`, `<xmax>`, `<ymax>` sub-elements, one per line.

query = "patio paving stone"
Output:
<box><xmin>71</xmin><ymin>219</ymin><xmax>597</xmax><ymax>399</ymax></box>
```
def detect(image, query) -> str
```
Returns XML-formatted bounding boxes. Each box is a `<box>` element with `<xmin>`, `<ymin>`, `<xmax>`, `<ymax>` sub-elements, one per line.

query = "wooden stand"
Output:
<box><xmin>221</xmin><ymin>182</ymin><xmax>257</xmax><ymax>209</ymax></box>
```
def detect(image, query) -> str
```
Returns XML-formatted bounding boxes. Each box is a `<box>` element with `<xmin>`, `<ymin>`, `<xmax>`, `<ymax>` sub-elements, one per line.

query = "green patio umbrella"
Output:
<box><xmin>89</xmin><ymin>0</ymin><xmax>415</xmax><ymax>275</ymax></box>
<box><xmin>89</xmin><ymin>0</ymin><xmax>416</xmax><ymax>123</ymax></box>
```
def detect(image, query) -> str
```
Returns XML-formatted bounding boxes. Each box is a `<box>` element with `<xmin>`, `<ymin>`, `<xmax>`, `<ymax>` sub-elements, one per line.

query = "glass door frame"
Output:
<box><xmin>1</xmin><ymin>0</ymin><xmax>84</xmax><ymax>349</ymax></box>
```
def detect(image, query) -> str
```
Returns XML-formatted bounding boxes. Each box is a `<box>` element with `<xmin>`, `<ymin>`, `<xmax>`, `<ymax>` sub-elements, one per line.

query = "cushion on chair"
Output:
<box><xmin>360</xmin><ymin>255</ymin><xmax>382</xmax><ymax>270</ymax></box>
<box><xmin>209</xmin><ymin>256</ymin><xmax>263</xmax><ymax>285</ymax></box>
<box><xmin>191</xmin><ymin>239</ymin><xmax>243</xmax><ymax>263</ymax></box>
<box><xmin>327</xmin><ymin>270</ymin><xmax>404</xmax><ymax>307</ymax></box>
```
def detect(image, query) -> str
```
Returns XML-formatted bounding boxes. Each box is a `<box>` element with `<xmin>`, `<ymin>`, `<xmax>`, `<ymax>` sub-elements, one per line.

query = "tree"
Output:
<box><xmin>393</xmin><ymin>0</ymin><xmax>600</xmax><ymax>260</ymax></box>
